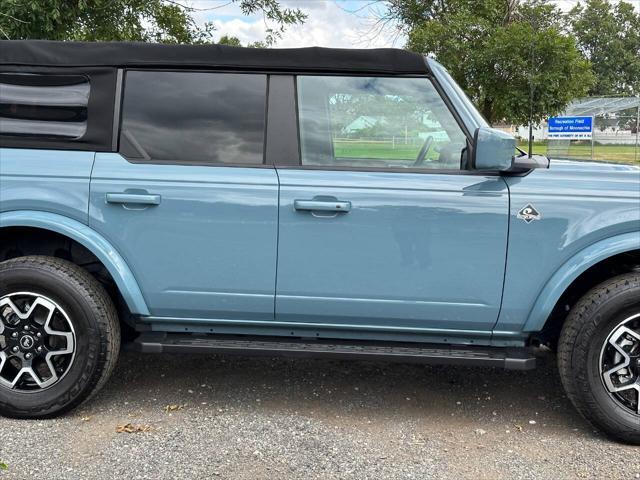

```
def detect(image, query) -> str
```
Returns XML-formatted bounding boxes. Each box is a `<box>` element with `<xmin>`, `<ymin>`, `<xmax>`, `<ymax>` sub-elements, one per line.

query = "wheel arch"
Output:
<box><xmin>524</xmin><ymin>231</ymin><xmax>640</xmax><ymax>337</ymax></box>
<box><xmin>0</xmin><ymin>211</ymin><xmax>149</xmax><ymax>316</ymax></box>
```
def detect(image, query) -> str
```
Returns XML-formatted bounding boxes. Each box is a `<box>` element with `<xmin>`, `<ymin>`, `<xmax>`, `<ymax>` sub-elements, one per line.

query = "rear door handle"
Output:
<box><xmin>294</xmin><ymin>199</ymin><xmax>351</xmax><ymax>213</ymax></box>
<box><xmin>106</xmin><ymin>193</ymin><xmax>161</xmax><ymax>206</ymax></box>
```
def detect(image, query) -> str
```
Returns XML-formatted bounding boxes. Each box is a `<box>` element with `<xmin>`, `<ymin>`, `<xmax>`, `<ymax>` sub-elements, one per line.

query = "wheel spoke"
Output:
<box><xmin>0</xmin><ymin>292</ymin><xmax>76</xmax><ymax>391</ymax></box>
<box><xmin>600</xmin><ymin>313</ymin><xmax>640</xmax><ymax>416</ymax></box>
<box><xmin>0</xmin><ymin>352</ymin><xmax>6</xmax><ymax>376</ymax></box>
<box><xmin>602</xmin><ymin>327</ymin><xmax>640</xmax><ymax>391</ymax></box>
<box><xmin>44</xmin><ymin>306</ymin><xmax>75</xmax><ymax>354</ymax></box>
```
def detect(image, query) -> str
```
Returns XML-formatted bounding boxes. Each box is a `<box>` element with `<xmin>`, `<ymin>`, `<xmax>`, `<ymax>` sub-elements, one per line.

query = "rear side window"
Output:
<box><xmin>0</xmin><ymin>73</ymin><xmax>89</xmax><ymax>139</ymax></box>
<box><xmin>119</xmin><ymin>71</ymin><xmax>267</xmax><ymax>165</ymax></box>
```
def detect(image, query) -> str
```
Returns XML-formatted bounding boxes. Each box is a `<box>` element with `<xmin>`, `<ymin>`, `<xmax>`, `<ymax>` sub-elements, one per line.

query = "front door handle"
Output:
<box><xmin>106</xmin><ymin>193</ymin><xmax>161</xmax><ymax>206</ymax></box>
<box><xmin>294</xmin><ymin>199</ymin><xmax>351</xmax><ymax>213</ymax></box>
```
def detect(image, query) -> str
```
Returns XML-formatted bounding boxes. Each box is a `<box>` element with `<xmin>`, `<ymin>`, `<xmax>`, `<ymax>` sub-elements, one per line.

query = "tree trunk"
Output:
<box><xmin>482</xmin><ymin>98</ymin><xmax>494</xmax><ymax>124</ymax></box>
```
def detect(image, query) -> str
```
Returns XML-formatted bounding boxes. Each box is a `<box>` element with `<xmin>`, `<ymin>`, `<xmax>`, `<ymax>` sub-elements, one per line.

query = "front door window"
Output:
<box><xmin>297</xmin><ymin>76</ymin><xmax>468</xmax><ymax>170</ymax></box>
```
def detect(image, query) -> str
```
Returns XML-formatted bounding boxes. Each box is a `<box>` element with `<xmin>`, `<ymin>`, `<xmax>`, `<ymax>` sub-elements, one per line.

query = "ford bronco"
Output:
<box><xmin>0</xmin><ymin>40</ymin><xmax>639</xmax><ymax>444</ymax></box>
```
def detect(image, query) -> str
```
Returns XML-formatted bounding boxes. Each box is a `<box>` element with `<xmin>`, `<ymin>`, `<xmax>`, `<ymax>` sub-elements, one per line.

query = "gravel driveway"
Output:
<box><xmin>1</xmin><ymin>351</ymin><xmax>638</xmax><ymax>479</ymax></box>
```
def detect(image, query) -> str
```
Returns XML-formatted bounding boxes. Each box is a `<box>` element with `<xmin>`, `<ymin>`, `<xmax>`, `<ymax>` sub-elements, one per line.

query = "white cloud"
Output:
<box><xmin>186</xmin><ymin>0</ymin><xmax>640</xmax><ymax>49</ymax></box>
<box><xmin>210</xmin><ymin>17</ymin><xmax>268</xmax><ymax>44</ymax></box>
<box><xmin>189</xmin><ymin>0</ymin><xmax>406</xmax><ymax>48</ymax></box>
<box><xmin>272</xmin><ymin>1</ymin><xmax>405</xmax><ymax>48</ymax></box>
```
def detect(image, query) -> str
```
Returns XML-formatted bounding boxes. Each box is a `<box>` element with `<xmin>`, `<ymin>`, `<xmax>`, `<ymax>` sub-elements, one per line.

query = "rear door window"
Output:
<box><xmin>119</xmin><ymin>71</ymin><xmax>267</xmax><ymax>165</ymax></box>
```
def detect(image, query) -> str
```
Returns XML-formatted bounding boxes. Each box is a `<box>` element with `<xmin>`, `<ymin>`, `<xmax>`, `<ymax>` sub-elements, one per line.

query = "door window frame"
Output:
<box><xmin>110</xmin><ymin>68</ymin><xmax>498</xmax><ymax>176</ymax></box>
<box><xmin>273</xmin><ymin>73</ymin><xmax>498</xmax><ymax>176</ymax></box>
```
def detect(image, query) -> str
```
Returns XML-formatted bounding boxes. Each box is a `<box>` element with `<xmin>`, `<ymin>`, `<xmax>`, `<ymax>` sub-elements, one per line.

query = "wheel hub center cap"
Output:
<box><xmin>19</xmin><ymin>334</ymin><xmax>35</xmax><ymax>350</ymax></box>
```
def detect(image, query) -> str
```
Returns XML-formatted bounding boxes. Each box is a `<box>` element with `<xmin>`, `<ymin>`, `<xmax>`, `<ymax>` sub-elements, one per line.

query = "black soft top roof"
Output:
<box><xmin>0</xmin><ymin>40</ymin><xmax>429</xmax><ymax>74</ymax></box>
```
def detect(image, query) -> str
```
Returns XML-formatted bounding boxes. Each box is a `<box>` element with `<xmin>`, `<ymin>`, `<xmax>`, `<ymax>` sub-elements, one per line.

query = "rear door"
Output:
<box><xmin>89</xmin><ymin>70</ymin><xmax>278</xmax><ymax>321</ymax></box>
<box><xmin>274</xmin><ymin>75</ymin><xmax>509</xmax><ymax>335</ymax></box>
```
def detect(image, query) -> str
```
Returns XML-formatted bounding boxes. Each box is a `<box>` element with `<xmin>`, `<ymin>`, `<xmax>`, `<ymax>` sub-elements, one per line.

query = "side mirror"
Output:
<box><xmin>472</xmin><ymin>127</ymin><xmax>515</xmax><ymax>171</ymax></box>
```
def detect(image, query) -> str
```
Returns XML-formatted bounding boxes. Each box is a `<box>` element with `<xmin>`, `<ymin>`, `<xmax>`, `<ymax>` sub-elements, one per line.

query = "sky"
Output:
<box><xmin>189</xmin><ymin>0</ymin><xmax>640</xmax><ymax>49</ymax></box>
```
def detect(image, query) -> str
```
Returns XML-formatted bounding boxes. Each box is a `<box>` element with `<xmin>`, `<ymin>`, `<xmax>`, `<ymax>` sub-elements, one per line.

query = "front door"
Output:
<box><xmin>275</xmin><ymin>75</ymin><xmax>509</xmax><ymax>333</ymax></box>
<box><xmin>90</xmin><ymin>70</ymin><xmax>278</xmax><ymax>321</ymax></box>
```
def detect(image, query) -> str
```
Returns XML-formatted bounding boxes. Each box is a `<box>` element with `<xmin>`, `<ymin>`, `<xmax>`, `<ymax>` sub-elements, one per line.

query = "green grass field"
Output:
<box><xmin>517</xmin><ymin>141</ymin><xmax>639</xmax><ymax>165</ymax></box>
<box><xmin>333</xmin><ymin>139</ymin><xmax>639</xmax><ymax>165</ymax></box>
<box><xmin>334</xmin><ymin>140</ymin><xmax>420</xmax><ymax>160</ymax></box>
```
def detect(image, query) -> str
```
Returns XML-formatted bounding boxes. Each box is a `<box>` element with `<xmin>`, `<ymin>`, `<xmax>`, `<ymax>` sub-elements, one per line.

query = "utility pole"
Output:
<box><xmin>591</xmin><ymin>115</ymin><xmax>595</xmax><ymax>161</ymax></box>
<box><xmin>634</xmin><ymin>99</ymin><xmax>640</xmax><ymax>163</ymax></box>
<box><xmin>527</xmin><ymin>20</ymin><xmax>535</xmax><ymax>158</ymax></box>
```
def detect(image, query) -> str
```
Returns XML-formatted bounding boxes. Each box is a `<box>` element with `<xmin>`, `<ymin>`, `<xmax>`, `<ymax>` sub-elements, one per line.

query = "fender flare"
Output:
<box><xmin>0</xmin><ymin>210</ymin><xmax>150</xmax><ymax>316</ymax></box>
<box><xmin>523</xmin><ymin>231</ymin><xmax>640</xmax><ymax>332</ymax></box>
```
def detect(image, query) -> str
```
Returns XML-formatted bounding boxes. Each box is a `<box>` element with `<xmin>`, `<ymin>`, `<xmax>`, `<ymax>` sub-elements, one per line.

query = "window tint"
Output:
<box><xmin>297</xmin><ymin>76</ymin><xmax>468</xmax><ymax>170</ymax></box>
<box><xmin>0</xmin><ymin>74</ymin><xmax>89</xmax><ymax>139</ymax></box>
<box><xmin>120</xmin><ymin>71</ymin><xmax>266</xmax><ymax>165</ymax></box>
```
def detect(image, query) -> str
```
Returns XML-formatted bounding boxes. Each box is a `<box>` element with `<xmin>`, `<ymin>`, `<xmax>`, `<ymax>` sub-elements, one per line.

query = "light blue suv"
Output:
<box><xmin>0</xmin><ymin>41</ymin><xmax>639</xmax><ymax>443</ymax></box>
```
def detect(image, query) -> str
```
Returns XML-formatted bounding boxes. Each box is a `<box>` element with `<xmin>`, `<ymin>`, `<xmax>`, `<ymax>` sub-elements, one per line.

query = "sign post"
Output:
<box><xmin>591</xmin><ymin>117</ymin><xmax>594</xmax><ymax>160</ymax></box>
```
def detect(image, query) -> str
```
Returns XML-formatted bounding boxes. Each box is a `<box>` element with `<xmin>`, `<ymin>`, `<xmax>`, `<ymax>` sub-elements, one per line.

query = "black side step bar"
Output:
<box><xmin>128</xmin><ymin>333</ymin><xmax>536</xmax><ymax>370</ymax></box>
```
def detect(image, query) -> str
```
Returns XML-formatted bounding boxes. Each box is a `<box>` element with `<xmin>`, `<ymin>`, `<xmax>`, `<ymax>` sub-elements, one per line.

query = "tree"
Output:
<box><xmin>569</xmin><ymin>0</ymin><xmax>640</xmax><ymax>96</ymax></box>
<box><xmin>216</xmin><ymin>35</ymin><xmax>243</xmax><ymax>47</ymax></box>
<box><xmin>385</xmin><ymin>0</ymin><xmax>593</xmax><ymax>125</ymax></box>
<box><xmin>217</xmin><ymin>34</ymin><xmax>266</xmax><ymax>48</ymax></box>
<box><xmin>0</xmin><ymin>0</ymin><xmax>305</xmax><ymax>45</ymax></box>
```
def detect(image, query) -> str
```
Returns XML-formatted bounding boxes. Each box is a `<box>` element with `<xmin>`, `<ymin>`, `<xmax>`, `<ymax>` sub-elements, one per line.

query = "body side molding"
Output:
<box><xmin>0</xmin><ymin>210</ymin><xmax>150</xmax><ymax>315</ymax></box>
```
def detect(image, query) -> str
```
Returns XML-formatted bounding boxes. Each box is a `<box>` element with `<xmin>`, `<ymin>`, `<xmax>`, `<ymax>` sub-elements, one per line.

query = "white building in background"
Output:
<box><xmin>515</xmin><ymin>124</ymin><xmax>546</xmax><ymax>141</ymax></box>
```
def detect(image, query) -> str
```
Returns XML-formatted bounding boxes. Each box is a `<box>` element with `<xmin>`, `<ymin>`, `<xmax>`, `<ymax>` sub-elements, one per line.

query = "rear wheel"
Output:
<box><xmin>558</xmin><ymin>272</ymin><xmax>640</xmax><ymax>444</ymax></box>
<box><xmin>0</xmin><ymin>256</ymin><xmax>120</xmax><ymax>418</ymax></box>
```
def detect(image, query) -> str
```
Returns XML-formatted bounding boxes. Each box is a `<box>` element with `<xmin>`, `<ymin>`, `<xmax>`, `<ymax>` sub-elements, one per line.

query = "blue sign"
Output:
<box><xmin>548</xmin><ymin>116</ymin><xmax>593</xmax><ymax>139</ymax></box>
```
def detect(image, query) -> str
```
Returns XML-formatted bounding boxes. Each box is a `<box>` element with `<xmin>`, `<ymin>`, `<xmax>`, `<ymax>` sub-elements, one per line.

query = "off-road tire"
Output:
<box><xmin>0</xmin><ymin>256</ymin><xmax>120</xmax><ymax>418</ymax></box>
<box><xmin>558</xmin><ymin>272</ymin><xmax>640</xmax><ymax>444</ymax></box>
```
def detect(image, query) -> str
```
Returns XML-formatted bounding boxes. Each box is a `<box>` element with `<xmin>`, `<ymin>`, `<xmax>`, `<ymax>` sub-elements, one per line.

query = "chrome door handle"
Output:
<box><xmin>106</xmin><ymin>193</ymin><xmax>161</xmax><ymax>205</ymax></box>
<box><xmin>294</xmin><ymin>200</ymin><xmax>351</xmax><ymax>213</ymax></box>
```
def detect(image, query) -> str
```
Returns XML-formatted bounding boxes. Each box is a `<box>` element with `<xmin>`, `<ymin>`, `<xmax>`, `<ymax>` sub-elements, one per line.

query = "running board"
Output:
<box><xmin>128</xmin><ymin>333</ymin><xmax>536</xmax><ymax>370</ymax></box>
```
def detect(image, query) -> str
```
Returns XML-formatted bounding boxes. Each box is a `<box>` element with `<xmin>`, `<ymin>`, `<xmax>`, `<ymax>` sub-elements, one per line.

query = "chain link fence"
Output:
<box><xmin>547</xmin><ymin>97</ymin><xmax>640</xmax><ymax>164</ymax></box>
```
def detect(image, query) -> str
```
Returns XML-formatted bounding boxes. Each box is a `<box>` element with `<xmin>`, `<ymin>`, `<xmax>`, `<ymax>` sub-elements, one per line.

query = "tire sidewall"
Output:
<box><xmin>575</xmin><ymin>285</ymin><xmax>640</xmax><ymax>433</ymax></box>
<box><xmin>0</xmin><ymin>263</ymin><xmax>103</xmax><ymax>416</ymax></box>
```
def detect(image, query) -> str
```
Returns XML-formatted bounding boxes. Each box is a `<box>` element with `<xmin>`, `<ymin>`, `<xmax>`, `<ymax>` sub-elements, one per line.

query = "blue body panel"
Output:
<box><xmin>0</xmin><ymin>210</ymin><xmax>149</xmax><ymax>315</ymax></box>
<box><xmin>0</xmin><ymin>150</ymin><xmax>638</xmax><ymax>346</ymax></box>
<box><xmin>275</xmin><ymin>170</ymin><xmax>510</xmax><ymax>332</ymax></box>
<box><xmin>523</xmin><ymin>232</ymin><xmax>640</xmax><ymax>333</ymax></box>
<box><xmin>0</xmin><ymin>148</ymin><xmax>94</xmax><ymax>223</ymax></box>
<box><xmin>0</xmin><ymin>148</ymin><xmax>149</xmax><ymax>315</ymax></box>
<box><xmin>89</xmin><ymin>153</ymin><xmax>279</xmax><ymax>320</ymax></box>
<box><xmin>495</xmin><ymin>160</ymin><xmax>640</xmax><ymax>339</ymax></box>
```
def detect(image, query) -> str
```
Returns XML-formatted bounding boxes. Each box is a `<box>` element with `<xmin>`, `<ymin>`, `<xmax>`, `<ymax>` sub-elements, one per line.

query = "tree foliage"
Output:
<box><xmin>386</xmin><ymin>0</ymin><xmax>594</xmax><ymax>125</ymax></box>
<box><xmin>217</xmin><ymin>34</ymin><xmax>266</xmax><ymax>48</ymax></box>
<box><xmin>329</xmin><ymin>92</ymin><xmax>429</xmax><ymax>138</ymax></box>
<box><xmin>569</xmin><ymin>0</ymin><xmax>640</xmax><ymax>96</ymax></box>
<box><xmin>0</xmin><ymin>0</ymin><xmax>305</xmax><ymax>45</ymax></box>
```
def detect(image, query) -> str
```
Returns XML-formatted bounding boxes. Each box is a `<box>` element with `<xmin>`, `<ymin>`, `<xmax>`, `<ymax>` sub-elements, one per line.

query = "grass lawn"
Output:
<box><xmin>332</xmin><ymin>139</ymin><xmax>639</xmax><ymax>165</ymax></box>
<box><xmin>517</xmin><ymin>141</ymin><xmax>639</xmax><ymax>165</ymax></box>
<box><xmin>334</xmin><ymin>140</ymin><xmax>421</xmax><ymax>160</ymax></box>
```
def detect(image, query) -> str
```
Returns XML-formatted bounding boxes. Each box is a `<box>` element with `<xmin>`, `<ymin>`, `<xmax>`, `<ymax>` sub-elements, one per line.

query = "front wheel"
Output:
<box><xmin>0</xmin><ymin>256</ymin><xmax>120</xmax><ymax>418</ymax></box>
<box><xmin>558</xmin><ymin>272</ymin><xmax>640</xmax><ymax>444</ymax></box>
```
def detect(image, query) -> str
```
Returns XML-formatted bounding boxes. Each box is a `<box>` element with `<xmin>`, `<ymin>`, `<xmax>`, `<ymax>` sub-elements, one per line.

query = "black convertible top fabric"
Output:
<box><xmin>0</xmin><ymin>40</ymin><xmax>429</xmax><ymax>74</ymax></box>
